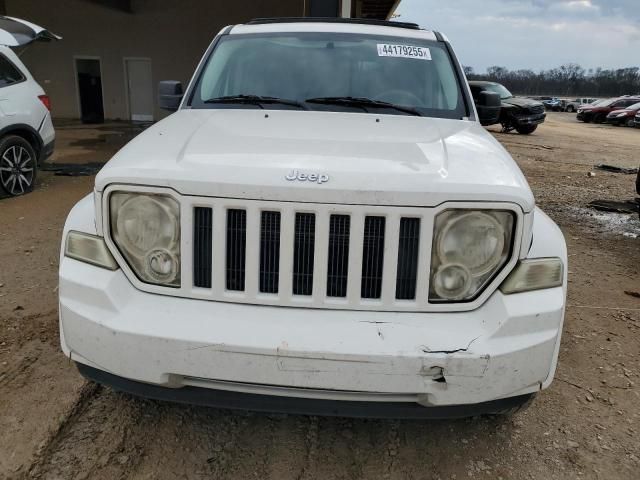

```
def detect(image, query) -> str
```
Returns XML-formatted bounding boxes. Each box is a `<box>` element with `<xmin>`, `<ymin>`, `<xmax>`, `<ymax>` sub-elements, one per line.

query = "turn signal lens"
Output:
<box><xmin>65</xmin><ymin>231</ymin><xmax>118</xmax><ymax>270</ymax></box>
<box><xmin>500</xmin><ymin>258</ymin><xmax>563</xmax><ymax>294</ymax></box>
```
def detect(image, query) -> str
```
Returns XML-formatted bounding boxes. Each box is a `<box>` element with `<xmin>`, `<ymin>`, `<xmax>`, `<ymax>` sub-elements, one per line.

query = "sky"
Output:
<box><xmin>394</xmin><ymin>0</ymin><xmax>640</xmax><ymax>72</ymax></box>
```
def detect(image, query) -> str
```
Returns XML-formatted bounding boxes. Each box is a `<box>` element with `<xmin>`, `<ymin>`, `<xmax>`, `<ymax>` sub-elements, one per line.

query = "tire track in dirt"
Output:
<box><xmin>26</xmin><ymin>388</ymin><xmax>148</xmax><ymax>480</ymax></box>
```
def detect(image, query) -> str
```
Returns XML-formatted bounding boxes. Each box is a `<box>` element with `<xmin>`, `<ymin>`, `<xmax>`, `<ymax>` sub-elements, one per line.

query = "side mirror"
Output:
<box><xmin>475</xmin><ymin>91</ymin><xmax>502</xmax><ymax>126</ymax></box>
<box><xmin>159</xmin><ymin>81</ymin><xmax>183</xmax><ymax>111</ymax></box>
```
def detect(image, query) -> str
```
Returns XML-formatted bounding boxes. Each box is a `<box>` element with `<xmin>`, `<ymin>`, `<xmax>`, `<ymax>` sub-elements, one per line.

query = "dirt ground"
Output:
<box><xmin>0</xmin><ymin>113</ymin><xmax>638</xmax><ymax>480</ymax></box>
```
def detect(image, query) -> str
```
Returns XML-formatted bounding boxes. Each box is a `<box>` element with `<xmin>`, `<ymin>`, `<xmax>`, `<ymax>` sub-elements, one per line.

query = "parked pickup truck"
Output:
<box><xmin>59</xmin><ymin>18</ymin><xmax>567</xmax><ymax>419</ymax></box>
<box><xmin>469</xmin><ymin>81</ymin><xmax>546</xmax><ymax>134</ymax></box>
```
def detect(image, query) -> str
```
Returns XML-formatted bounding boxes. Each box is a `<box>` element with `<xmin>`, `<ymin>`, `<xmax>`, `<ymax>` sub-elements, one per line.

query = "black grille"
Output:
<box><xmin>193</xmin><ymin>207</ymin><xmax>213</xmax><ymax>288</ymax></box>
<box><xmin>259</xmin><ymin>211</ymin><xmax>281</xmax><ymax>293</ymax></box>
<box><xmin>529</xmin><ymin>105</ymin><xmax>545</xmax><ymax>114</ymax></box>
<box><xmin>361</xmin><ymin>216</ymin><xmax>385</xmax><ymax>299</ymax></box>
<box><xmin>326</xmin><ymin>215</ymin><xmax>350</xmax><ymax>297</ymax></box>
<box><xmin>293</xmin><ymin>213</ymin><xmax>315</xmax><ymax>295</ymax></box>
<box><xmin>395</xmin><ymin>218</ymin><xmax>420</xmax><ymax>300</ymax></box>
<box><xmin>226</xmin><ymin>209</ymin><xmax>246</xmax><ymax>291</ymax></box>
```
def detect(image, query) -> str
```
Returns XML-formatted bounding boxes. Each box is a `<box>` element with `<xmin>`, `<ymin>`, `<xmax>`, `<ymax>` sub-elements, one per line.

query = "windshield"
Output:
<box><xmin>627</xmin><ymin>102</ymin><xmax>640</xmax><ymax>110</ymax></box>
<box><xmin>189</xmin><ymin>32</ymin><xmax>467</xmax><ymax>119</ymax></box>
<box><xmin>480</xmin><ymin>83</ymin><xmax>513</xmax><ymax>100</ymax></box>
<box><xmin>597</xmin><ymin>98</ymin><xmax>617</xmax><ymax>107</ymax></box>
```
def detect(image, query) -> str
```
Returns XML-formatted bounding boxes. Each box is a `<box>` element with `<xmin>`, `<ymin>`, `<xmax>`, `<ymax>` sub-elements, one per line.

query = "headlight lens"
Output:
<box><xmin>430</xmin><ymin>210</ymin><xmax>514</xmax><ymax>302</ymax></box>
<box><xmin>110</xmin><ymin>192</ymin><xmax>180</xmax><ymax>286</ymax></box>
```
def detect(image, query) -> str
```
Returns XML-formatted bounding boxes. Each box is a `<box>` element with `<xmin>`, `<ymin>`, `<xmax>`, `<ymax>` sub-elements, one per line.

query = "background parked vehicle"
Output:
<box><xmin>0</xmin><ymin>16</ymin><xmax>60</xmax><ymax>197</ymax></box>
<box><xmin>469</xmin><ymin>81</ymin><xmax>546</xmax><ymax>134</ymax></box>
<box><xmin>577</xmin><ymin>96</ymin><xmax>640</xmax><ymax>123</ymax></box>
<box><xmin>542</xmin><ymin>97</ymin><xmax>562</xmax><ymax>111</ymax></box>
<box><xmin>564</xmin><ymin>98</ymin><xmax>597</xmax><ymax>113</ymax></box>
<box><xmin>635</xmin><ymin>111</ymin><xmax>640</xmax><ymax>128</ymax></box>
<box><xmin>605</xmin><ymin>102</ymin><xmax>640</xmax><ymax>127</ymax></box>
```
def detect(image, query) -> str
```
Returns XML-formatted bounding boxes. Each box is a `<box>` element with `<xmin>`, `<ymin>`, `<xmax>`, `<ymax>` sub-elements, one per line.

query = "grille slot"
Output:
<box><xmin>326</xmin><ymin>215</ymin><xmax>350</xmax><ymax>297</ymax></box>
<box><xmin>193</xmin><ymin>207</ymin><xmax>213</xmax><ymax>288</ymax></box>
<box><xmin>361</xmin><ymin>216</ymin><xmax>385</xmax><ymax>299</ymax></box>
<box><xmin>293</xmin><ymin>213</ymin><xmax>315</xmax><ymax>296</ymax></box>
<box><xmin>395</xmin><ymin>217</ymin><xmax>420</xmax><ymax>300</ymax></box>
<box><xmin>226</xmin><ymin>209</ymin><xmax>246</xmax><ymax>291</ymax></box>
<box><xmin>259</xmin><ymin>211</ymin><xmax>281</xmax><ymax>293</ymax></box>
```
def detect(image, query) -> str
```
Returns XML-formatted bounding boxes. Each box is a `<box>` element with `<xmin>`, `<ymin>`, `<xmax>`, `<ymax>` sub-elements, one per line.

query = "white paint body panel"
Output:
<box><xmin>60</xmin><ymin>24</ymin><xmax>566</xmax><ymax>409</ymax></box>
<box><xmin>95</xmin><ymin>110</ymin><xmax>534</xmax><ymax>211</ymax></box>
<box><xmin>0</xmin><ymin>46</ymin><xmax>55</xmax><ymax>152</ymax></box>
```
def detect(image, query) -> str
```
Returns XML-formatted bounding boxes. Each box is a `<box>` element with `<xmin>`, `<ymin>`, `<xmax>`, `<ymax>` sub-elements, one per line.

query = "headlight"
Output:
<box><xmin>429</xmin><ymin>210</ymin><xmax>514</xmax><ymax>302</ymax></box>
<box><xmin>110</xmin><ymin>192</ymin><xmax>180</xmax><ymax>286</ymax></box>
<box><xmin>616</xmin><ymin>112</ymin><xmax>628</xmax><ymax>117</ymax></box>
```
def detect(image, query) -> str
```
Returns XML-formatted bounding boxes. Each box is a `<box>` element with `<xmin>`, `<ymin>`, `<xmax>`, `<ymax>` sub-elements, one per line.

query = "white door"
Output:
<box><xmin>125</xmin><ymin>59</ymin><xmax>154</xmax><ymax>122</ymax></box>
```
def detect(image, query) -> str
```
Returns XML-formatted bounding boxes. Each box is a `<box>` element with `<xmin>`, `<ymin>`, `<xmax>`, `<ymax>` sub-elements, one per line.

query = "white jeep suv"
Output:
<box><xmin>60</xmin><ymin>19</ymin><xmax>567</xmax><ymax>418</ymax></box>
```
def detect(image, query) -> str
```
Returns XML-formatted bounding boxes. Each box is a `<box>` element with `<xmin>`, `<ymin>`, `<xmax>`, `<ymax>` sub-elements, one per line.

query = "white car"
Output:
<box><xmin>59</xmin><ymin>19</ymin><xmax>567</xmax><ymax>418</ymax></box>
<box><xmin>0</xmin><ymin>16</ymin><xmax>58</xmax><ymax>197</ymax></box>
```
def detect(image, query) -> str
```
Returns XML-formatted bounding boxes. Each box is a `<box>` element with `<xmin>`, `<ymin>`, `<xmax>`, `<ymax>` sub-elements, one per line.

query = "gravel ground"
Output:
<box><xmin>0</xmin><ymin>113</ymin><xmax>638</xmax><ymax>480</ymax></box>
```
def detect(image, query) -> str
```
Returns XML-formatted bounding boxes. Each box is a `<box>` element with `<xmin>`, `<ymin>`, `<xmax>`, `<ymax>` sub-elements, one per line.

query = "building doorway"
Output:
<box><xmin>75</xmin><ymin>57</ymin><xmax>104</xmax><ymax>124</ymax></box>
<box><xmin>125</xmin><ymin>58</ymin><xmax>154</xmax><ymax>122</ymax></box>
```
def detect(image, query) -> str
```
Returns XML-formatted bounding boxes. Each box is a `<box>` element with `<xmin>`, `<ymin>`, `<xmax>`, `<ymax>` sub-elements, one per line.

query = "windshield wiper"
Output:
<box><xmin>204</xmin><ymin>95</ymin><xmax>308</xmax><ymax>110</ymax></box>
<box><xmin>305</xmin><ymin>96</ymin><xmax>422</xmax><ymax>116</ymax></box>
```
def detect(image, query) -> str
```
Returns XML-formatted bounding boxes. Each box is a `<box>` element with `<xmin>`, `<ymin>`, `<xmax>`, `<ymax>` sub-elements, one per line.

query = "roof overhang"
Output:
<box><xmin>359</xmin><ymin>0</ymin><xmax>401</xmax><ymax>20</ymax></box>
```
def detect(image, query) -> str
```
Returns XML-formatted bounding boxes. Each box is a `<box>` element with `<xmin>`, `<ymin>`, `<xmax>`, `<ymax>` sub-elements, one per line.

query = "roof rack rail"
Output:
<box><xmin>246</xmin><ymin>17</ymin><xmax>421</xmax><ymax>30</ymax></box>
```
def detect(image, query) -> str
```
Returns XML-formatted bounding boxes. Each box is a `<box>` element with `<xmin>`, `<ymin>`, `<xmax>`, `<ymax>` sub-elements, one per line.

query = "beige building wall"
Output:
<box><xmin>4</xmin><ymin>0</ymin><xmax>304</xmax><ymax>120</ymax></box>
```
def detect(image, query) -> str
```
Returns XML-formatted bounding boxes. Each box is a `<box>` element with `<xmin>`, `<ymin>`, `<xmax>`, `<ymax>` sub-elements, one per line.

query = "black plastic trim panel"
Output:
<box><xmin>77</xmin><ymin>363</ymin><xmax>533</xmax><ymax>419</ymax></box>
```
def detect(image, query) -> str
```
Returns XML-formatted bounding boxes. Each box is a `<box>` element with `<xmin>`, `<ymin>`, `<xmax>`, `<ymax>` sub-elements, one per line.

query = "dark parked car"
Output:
<box><xmin>605</xmin><ymin>102</ymin><xmax>640</xmax><ymax>127</ymax></box>
<box><xmin>542</xmin><ymin>97</ymin><xmax>562</xmax><ymax>111</ymax></box>
<box><xmin>469</xmin><ymin>81</ymin><xmax>546</xmax><ymax>134</ymax></box>
<box><xmin>577</xmin><ymin>96</ymin><xmax>640</xmax><ymax>123</ymax></box>
<box><xmin>634</xmin><ymin>111</ymin><xmax>640</xmax><ymax>128</ymax></box>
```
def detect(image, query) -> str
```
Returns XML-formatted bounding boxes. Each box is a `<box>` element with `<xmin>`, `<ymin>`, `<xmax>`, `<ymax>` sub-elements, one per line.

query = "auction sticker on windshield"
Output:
<box><xmin>377</xmin><ymin>44</ymin><xmax>431</xmax><ymax>60</ymax></box>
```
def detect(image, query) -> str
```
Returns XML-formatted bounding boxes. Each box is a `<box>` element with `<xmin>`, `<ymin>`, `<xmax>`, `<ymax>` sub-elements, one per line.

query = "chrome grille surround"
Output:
<box><xmin>101</xmin><ymin>185</ymin><xmax>525</xmax><ymax>313</ymax></box>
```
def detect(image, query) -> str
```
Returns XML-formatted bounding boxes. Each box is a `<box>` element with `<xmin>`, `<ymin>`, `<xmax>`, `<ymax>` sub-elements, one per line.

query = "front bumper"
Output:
<box><xmin>77</xmin><ymin>362</ymin><xmax>534</xmax><ymax>418</ymax></box>
<box><xmin>577</xmin><ymin>111</ymin><xmax>591</xmax><ymax>121</ymax></box>
<box><xmin>514</xmin><ymin>113</ymin><xmax>546</xmax><ymax>126</ymax></box>
<box><xmin>60</xmin><ymin>256</ymin><xmax>564</xmax><ymax>406</ymax></box>
<box><xmin>59</xmin><ymin>196</ymin><xmax>567</xmax><ymax>415</ymax></box>
<box><xmin>605</xmin><ymin>116</ymin><xmax>629</xmax><ymax>125</ymax></box>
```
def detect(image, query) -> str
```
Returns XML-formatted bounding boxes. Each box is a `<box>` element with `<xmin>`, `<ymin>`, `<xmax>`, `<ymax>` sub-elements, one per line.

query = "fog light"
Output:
<box><xmin>433</xmin><ymin>264</ymin><xmax>471</xmax><ymax>300</ymax></box>
<box><xmin>500</xmin><ymin>258</ymin><xmax>563</xmax><ymax>294</ymax></box>
<box><xmin>144</xmin><ymin>248</ymin><xmax>178</xmax><ymax>283</ymax></box>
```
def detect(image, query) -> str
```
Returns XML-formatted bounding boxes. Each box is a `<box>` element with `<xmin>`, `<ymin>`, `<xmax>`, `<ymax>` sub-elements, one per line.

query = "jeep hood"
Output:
<box><xmin>96</xmin><ymin>110</ymin><xmax>534</xmax><ymax>212</ymax></box>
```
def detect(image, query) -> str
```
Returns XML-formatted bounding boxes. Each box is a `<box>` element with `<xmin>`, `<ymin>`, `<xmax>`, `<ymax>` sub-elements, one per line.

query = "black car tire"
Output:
<box><xmin>0</xmin><ymin>135</ymin><xmax>37</xmax><ymax>197</ymax></box>
<box><xmin>626</xmin><ymin>118</ymin><xmax>635</xmax><ymax>128</ymax></box>
<box><xmin>515</xmin><ymin>124</ymin><xmax>538</xmax><ymax>135</ymax></box>
<box><xmin>566</xmin><ymin>105</ymin><xmax>575</xmax><ymax>113</ymax></box>
<box><xmin>593</xmin><ymin>113</ymin><xmax>606</xmax><ymax>124</ymax></box>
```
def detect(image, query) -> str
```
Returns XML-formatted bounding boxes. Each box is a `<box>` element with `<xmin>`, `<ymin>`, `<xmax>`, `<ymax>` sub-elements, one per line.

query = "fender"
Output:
<box><xmin>0</xmin><ymin>122</ymin><xmax>44</xmax><ymax>159</ymax></box>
